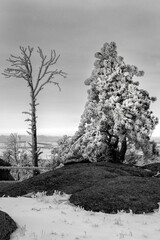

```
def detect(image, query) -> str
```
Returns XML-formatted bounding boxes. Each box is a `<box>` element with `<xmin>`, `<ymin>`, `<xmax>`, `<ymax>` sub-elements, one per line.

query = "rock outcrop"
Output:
<box><xmin>0</xmin><ymin>162</ymin><xmax>160</xmax><ymax>213</ymax></box>
<box><xmin>0</xmin><ymin>210</ymin><xmax>17</xmax><ymax>240</ymax></box>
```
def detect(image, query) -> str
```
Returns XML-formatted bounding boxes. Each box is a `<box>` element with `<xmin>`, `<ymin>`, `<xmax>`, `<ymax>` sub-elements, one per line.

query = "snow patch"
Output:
<box><xmin>0</xmin><ymin>192</ymin><xmax>160</xmax><ymax>240</ymax></box>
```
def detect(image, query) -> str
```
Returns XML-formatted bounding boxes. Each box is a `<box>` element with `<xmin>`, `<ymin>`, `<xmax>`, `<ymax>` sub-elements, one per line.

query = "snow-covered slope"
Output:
<box><xmin>0</xmin><ymin>192</ymin><xmax>160</xmax><ymax>240</ymax></box>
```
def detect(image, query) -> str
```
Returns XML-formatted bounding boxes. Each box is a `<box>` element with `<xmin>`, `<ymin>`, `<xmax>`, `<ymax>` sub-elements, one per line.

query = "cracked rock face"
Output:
<box><xmin>0</xmin><ymin>210</ymin><xmax>17</xmax><ymax>240</ymax></box>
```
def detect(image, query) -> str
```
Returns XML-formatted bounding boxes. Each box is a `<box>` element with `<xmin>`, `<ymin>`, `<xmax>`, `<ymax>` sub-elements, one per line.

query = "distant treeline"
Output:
<box><xmin>0</xmin><ymin>135</ymin><xmax>61</xmax><ymax>143</ymax></box>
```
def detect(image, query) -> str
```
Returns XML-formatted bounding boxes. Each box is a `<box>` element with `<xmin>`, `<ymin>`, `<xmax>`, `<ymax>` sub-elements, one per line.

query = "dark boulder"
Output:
<box><xmin>0</xmin><ymin>210</ymin><xmax>17</xmax><ymax>240</ymax></box>
<box><xmin>0</xmin><ymin>159</ymin><xmax>15</xmax><ymax>181</ymax></box>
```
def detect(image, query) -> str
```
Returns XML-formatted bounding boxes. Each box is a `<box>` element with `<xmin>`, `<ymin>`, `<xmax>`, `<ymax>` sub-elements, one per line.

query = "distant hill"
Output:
<box><xmin>0</xmin><ymin>134</ymin><xmax>159</xmax><ymax>144</ymax></box>
<box><xmin>0</xmin><ymin>135</ymin><xmax>61</xmax><ymax>143</ymax></box>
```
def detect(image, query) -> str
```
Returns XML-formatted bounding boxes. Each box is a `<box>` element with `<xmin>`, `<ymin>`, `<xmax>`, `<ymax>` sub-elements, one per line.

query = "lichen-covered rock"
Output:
<box><xmin>0</xmin><ymin>210</ymin><xmax>17</xmax><ymax>240</ymax></box>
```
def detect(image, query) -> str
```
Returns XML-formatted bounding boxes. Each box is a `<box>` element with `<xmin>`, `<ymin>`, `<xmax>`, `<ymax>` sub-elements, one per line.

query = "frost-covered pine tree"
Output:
<box><xmin>58</xmin><ymin>42</ymin><xmax>158</xmax><ymax>163</ymax></box>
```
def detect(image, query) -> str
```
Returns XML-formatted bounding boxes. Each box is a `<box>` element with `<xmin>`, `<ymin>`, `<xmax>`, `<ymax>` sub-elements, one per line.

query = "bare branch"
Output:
<box><xmin>26</xmin><ymin>131</ymin><xmax>32</xmax><ymax>135</ymax></box>
<box><xmin>2</xmin><ymin>46</ymin><xmax>34</xmax><ymax>89</ymax></box>
<box><xmin>2</xmin><ymin>68</ymin><xmax>28</xmax><ymax>81</ymax></box>
<box><xmin>25</xmin><ymin>118</ymin><xmax>32</xmax><ymax>122</ymax></box>
<box><xmin>37</xmin><ymin>47</ymin><xmax>47</xmax><ymax>60</ymax></box>
<box><xmin>28</xmin><ymin>142</ymin><xmax>32</xmax><ymax>148</ymax></box>
<box><xmin>22</xmin><ymin>111</ymin><xmax>32</xmax><ymax>116</ymax></box>
<box><xmin>34</xmin><ymin>47</ymin><xmax>66</xmax><ymax>94</ymax></box>
<box><xmin>49</xmin><ymin>81</ymin><xmax>61</xmax><ymax>91</ymax></box>
<box><xmin>20</xmin><ymin>46</ymin><xmax>33</xmax><ymax>80</ymax></box>
<box><xmin>34</xmin><ymin>69</ymin><xmax>66</xmax><ymax>98</ymax></box>
<box><xmin>37</xmin><ymin>148</ymin><xmax>43</xmax><ymax>157</ymax></box>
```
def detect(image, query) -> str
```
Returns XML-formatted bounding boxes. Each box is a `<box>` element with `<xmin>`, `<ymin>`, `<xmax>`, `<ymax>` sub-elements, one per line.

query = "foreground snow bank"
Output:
<box><xmin>0</xmin><ymin>192</ymin><xmax>160</xmax><ymax>240</ymax></box>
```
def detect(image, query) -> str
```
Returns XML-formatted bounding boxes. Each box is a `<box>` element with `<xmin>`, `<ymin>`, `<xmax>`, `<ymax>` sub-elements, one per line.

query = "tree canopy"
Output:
<box><xmin>57</xmin><ymin>42</ymin><xmax>158</xmax><ymax>163</ymax></box>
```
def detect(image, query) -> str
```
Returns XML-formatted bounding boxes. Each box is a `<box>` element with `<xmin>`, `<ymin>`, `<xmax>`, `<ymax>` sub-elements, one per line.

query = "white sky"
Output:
<box><xmin>0</xmin><ymin>0</ymin><xmax>160</xmax><ymax>136</ymax></box>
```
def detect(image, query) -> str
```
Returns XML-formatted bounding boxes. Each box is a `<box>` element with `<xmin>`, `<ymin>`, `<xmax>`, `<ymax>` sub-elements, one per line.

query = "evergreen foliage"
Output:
<box><xmin>58</xmin><ymin>42</ymin><xmax>158</xmax><ymax>163</ymax></box>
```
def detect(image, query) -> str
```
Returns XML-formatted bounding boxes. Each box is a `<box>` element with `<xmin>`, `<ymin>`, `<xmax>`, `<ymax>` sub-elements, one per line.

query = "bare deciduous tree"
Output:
<box><xmin>3</xmin><ymin>46</ymin><xmax>67</xmax><ymax>175</ymax></box>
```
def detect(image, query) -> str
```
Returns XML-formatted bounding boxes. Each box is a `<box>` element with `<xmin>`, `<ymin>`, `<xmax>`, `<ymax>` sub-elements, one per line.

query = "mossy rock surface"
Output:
<box><xmin>141</xmin><ymin>162</ymin><xmax>160</xmax><ymax>174</ymax></box>
<box><xmin>0</xmin><ymin>162</ymin><xmax>160</xmax><ymax>214</ymax></box>
<box><xmin>0</xmin><ymin>210</ymin><xmax>17</xmax><ymax>240</ymax></box>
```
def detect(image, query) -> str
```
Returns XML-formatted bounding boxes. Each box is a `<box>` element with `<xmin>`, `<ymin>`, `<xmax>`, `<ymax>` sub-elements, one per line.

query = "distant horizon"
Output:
<box><xmin>0</xmin><ymin>128</ymin><xmax>77</xmax><ymax>137</ymax></box>
<box><xmin>0</xmin><ymin>132</ymin><xmax>159</xmax><ymax>139</ymax></box>
<box><xmin>0</xmin><ymin>133</ymin><xmax>65</xmax><ymax>137</ymax></box>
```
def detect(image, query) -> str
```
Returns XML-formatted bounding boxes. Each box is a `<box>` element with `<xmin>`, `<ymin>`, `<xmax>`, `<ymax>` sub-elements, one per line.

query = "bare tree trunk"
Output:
<box><xmin>119</xmin><ymin>136</ymin><xmax>127</xmax><ymax>163</ymax></box>
<box><xmin>108</xmin><ymin>136</ymin><xmax>119</xmax><ymax>163</ymax></box>
<box><xmin>30</xmin><ymin>91</ymin><xmax>39</xmax><ymax>176</ymax></box>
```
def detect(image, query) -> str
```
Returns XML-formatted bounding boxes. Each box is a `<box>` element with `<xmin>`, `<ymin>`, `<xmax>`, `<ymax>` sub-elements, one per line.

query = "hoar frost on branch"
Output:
<box><xmin>58</xmin><ymin>42</ymin><xmax>158</xmax><ymax>163</ymax></box>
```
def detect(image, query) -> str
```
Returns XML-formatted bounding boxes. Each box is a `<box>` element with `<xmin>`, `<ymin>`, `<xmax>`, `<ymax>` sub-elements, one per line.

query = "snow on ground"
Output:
<box><xmin>0</xmin><ymin>192</ymin><xmax>160</xmax><ymax>240</ymax></box>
